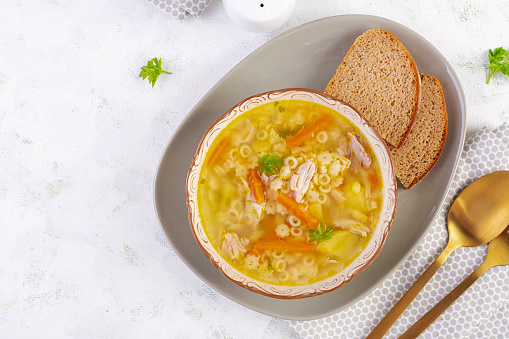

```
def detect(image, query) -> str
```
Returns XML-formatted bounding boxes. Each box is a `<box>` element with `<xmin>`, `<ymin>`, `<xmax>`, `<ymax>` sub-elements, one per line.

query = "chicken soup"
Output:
<box><xmin>197</xmin><ymin>100</ymin><xmax>383</xmax><ymax>285</ymax></box>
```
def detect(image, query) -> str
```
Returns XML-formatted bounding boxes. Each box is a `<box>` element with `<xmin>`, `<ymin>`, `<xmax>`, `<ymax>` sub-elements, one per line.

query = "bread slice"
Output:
<box><xmin>324</xmin><ymin>28</ymin><xmax>421</xmax><ymax>148</ymax></box>
<box><xmin>388</xmin><ymin>74</ymin><xmax>448</xmax><ymax>189</ymax></box>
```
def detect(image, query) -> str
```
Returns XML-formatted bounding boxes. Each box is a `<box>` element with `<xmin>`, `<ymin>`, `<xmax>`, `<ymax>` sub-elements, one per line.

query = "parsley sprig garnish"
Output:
<box><xmin>487</xmin><ymin>47</ymin><xmax>509</xmax><ymax>84</ymax></box>
<box><xmin>258</xmin><ymin>154</ymin><xmax>284</xmax><ymax>175</ymax></box>
<box><xmin>308</xmin><ymin>222</ymin><xmax>334</xmax><ymax>244</ymax></box>
<box><xmin>139</xmin><ymin>57</ymin><xmax>172</xmax><ymax>87</ymax></box>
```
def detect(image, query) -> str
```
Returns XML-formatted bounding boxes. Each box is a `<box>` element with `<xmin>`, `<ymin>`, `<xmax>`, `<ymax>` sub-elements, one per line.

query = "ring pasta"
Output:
<box><xmin>240</xmin><ymin>145</ymin><xmax>251</xmax><ymax>158</ymax></box>
<box><xmin>317</xmin><ymin>131</ymin><xmax>328</xmax><ymax>143</ymax></box>
<box><xmin>285</xmin><ymin>156</ymin><xmax>298</xmax><ymax>169</ymax></box>
<box><xmin>288</xmin><ymin>215</ymin><xmax>301</xmax><ymax>227</ymax></box>
<box><xmin>291</xmin><ymin>227</ymin><xmax>303</xmax><ymax>237</ymax></box>
<box><xmin>256</xmin><ymin>130</ymin><xmax>268</xmax><ymax>140</ymax></box>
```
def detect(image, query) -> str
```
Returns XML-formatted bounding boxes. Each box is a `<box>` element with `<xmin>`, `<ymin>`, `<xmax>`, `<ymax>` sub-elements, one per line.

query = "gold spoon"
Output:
<box><xmin>366</xmin><ymin>170</ymin><xmax>509</xmax><ymax>339</ymax></box>
<box><xmin>399</xmin><ymin>225</ymin><xmax>509</xmax><ymax>338</ymax></box>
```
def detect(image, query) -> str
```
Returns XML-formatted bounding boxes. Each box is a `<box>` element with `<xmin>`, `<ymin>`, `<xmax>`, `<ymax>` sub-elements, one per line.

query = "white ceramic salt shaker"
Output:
<box><xmin>223</xmin><ymin>0</ymin><xmax>296</xmax><ymax>33</ymax></box>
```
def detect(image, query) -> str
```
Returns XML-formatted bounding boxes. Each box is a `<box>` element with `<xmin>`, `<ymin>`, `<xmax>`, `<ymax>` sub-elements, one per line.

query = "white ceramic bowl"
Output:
<box><xmin>186</xmin><ymin>88</ymin><xmax>397</xmax><ymax>299</ymax></box>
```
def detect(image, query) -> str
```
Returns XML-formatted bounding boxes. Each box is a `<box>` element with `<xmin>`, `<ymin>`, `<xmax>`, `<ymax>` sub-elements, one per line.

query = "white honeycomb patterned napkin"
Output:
<box><xmin>288</xmin><ymin>123</ymin><xmax>509</xmax><ymax>338</ymax></box>
<box><xmin>147</xmin><ymin>0</ymin><xmax>211</xmax><ymax>21</ymax></box>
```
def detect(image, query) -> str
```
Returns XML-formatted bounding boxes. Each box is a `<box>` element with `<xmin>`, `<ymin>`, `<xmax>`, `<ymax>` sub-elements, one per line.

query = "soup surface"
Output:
<box><xmin>197</xmin><ymin>100</ymin><xmax>383</xmax><ymax>285</ymax></box>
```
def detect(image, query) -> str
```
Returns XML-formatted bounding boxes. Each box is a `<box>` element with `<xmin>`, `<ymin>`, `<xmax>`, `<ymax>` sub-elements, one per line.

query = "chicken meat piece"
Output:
<box><xmin>222</xmin><ymin>233</ymin><xmax>249</xmax><ymax>260</ymax></box>
<box><xmin>348</xmin><ymin>132</ymin><xmax>371</xmax><ymax>168</ymax></box>
<box><xmin>289</xmin><ymin>160</ymin><xmax>316</xmax><ymax>203</ymax></box>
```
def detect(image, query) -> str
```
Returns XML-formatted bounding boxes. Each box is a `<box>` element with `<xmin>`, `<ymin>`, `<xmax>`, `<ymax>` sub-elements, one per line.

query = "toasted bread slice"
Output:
<box><xmin>324</xmin><ymin>28</ymin><xmax>421</xmax><ymax>148</ymax></box>
<box><xmin>388</xmin><ymin>74</ymin><xmax>448</xmax><ymax>189</ymax></box>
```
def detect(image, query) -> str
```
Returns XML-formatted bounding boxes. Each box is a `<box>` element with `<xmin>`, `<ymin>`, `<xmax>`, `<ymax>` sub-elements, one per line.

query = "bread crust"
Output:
<box><xmin>324</xmin><ymin>28</ymin><xmax>421</xmax><ymax>149</ymax></box>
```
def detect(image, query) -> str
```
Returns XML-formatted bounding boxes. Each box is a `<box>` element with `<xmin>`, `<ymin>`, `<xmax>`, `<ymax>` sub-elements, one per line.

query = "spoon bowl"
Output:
<box><xmin>367</xmin><ymin>171</ymin><xmax>509</xmax><ymax>338</ymax></box>
<box><xmin>448</xmin><ymin>171</ymin><xmax>509</xmax><ymax>247</ymax></box>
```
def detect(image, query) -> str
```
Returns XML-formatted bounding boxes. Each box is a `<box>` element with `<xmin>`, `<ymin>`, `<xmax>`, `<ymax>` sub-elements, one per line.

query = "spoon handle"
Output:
<box><xmin>398</xmin><ymin>261</ymin><xmax>491</xmax><ymax>339</ymax></box>
<box><xmin>366</xmin><ymin>242</ymin><xmax>457</xmax><ymax>339</ymax></box>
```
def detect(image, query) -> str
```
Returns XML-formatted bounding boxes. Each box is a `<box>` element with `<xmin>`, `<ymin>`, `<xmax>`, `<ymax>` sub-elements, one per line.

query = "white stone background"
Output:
<box><xmin>0</xmin><ymin>0</ymin><xmax>508</xmax><ymax>338</ymax></box>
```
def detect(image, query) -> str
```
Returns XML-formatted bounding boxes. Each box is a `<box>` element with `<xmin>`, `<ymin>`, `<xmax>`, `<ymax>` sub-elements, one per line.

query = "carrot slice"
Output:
<box><xmin>207</xmin><ymin>138</ymin><xmax>230</xmax><ymax>168</ymax></box>
<box><xmin>248</xmin><ymin>168</ymin><xmax>265</xmax><ymax>204</ymax></box>
<box><xmin>286</xmin><ymin>114</ymin><xmax>333</xmax><ymax>148</ymax></box>
<box><xmin>247</xmin><ymin>248</ymin><xmax>263</xmax><ymax>256</ymax></box>
<box><xmin>275</xmin><ymin>192</ymin><xmax>320</xmax><ymax>229</ymax></box>
<box><xmin>368</xmin><ymin>173</ymin><xmax>380</xmax><ymax>187</ymax></box>
<box><xmin>262</xmin><ymin>232</ymin><xmax>280</xmax><ymax>241</ymax></box>
<box><xmin>255</xmin><ymin>239</ymin><xmax>314</xmax><ymax>253</ymax></box>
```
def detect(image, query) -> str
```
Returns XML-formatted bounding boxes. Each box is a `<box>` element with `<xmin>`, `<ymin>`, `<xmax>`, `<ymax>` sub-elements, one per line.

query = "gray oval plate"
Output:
<box><xmin>154</xmin><ymin>15</ymin><xmax>466</xmax><ymax>320</ymax></box>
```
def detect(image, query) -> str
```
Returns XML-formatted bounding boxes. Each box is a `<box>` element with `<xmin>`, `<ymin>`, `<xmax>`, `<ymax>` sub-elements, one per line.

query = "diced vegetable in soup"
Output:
<box><xmin>197</xmin><ymin>100</ymin><xmax>383</xmax><ymax>285</ymax></box>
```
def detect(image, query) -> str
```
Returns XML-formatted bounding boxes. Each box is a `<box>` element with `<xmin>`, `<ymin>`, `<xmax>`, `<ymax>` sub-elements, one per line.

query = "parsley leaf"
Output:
<box><xmin>267</xmin><ymin>257</ymin><xmax>274</xmax><ymax>271</ymax></box>
<box><xmin>487</xmin><ymin>47</ymin><xmax>509</xmax><ymax>84</ymax></box>
<box><xmin>139</xmin><ymin>57</ymin><xmax>172</xmax><ymax>87</ymax></box>
<box><xmin>278</xmin><ymin>130</ymin><xmax>291</xmax><ymax>139</ymax></box>
<box><xmin>278</xmin><ymin>125</ymin><xmax>302</xmax><ymax>139</ymax></box>
<box><xmin>308</xmin><ymin>222</ymin><xmax>334</xmax><ymax>244</ymax></box>
<box><xmin>258</xmin><ymin>154</ymin><xmax>284</xmax><ymax>175</ymax></box>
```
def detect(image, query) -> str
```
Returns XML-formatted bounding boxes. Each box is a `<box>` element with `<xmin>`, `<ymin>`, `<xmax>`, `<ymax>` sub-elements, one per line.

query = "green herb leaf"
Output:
<box><xmin>258</xmin><ymin>154</ymin><xmax>284</xmax><ymax>175</ymax></box>
<box><xmin>308</xmin><ymin>222</ymin><xmax>334</xmax><ymax>244</ymax></box>
<box><xmin>487</xmin><ymin>47</ymin><xmax>509</xmax><ymax>84</ymax></box>
<box><xmin>267</xmin><ymin>257</ymin><xmax>274</xmax><ymax>271</ymax></box>
<box><xmin>278</xmin><ymin>125</ymin><xmax>302</xmax><ymax>139</ymax></box>
<box><xmin>139</xmin><ymin>57</ymin><xmax>172</xmax><ymax>87</ymax></box>
<box><xmin>278</xmin><ymin>130</ymin><xmax>291</xmax><ymax>139</ymax></box>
